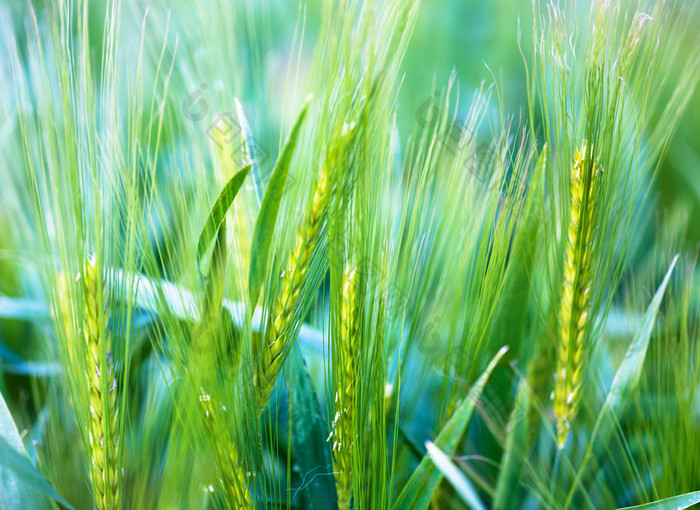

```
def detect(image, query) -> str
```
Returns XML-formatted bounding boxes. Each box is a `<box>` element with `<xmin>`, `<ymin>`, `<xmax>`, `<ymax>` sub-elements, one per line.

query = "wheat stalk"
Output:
<box><xmin>82</xmin><ymin>257</ymin><xmax>120</xmax><ymax>510</ymax></box>
<box><xmin>554</xmin><ymin>142</ymin><xmax>599</xmax><ymax>447</ymax></box>
<box><xmin>331</xmin><ymin>264</ymin><xmax>358</xmax><ymax>510</ymax></box>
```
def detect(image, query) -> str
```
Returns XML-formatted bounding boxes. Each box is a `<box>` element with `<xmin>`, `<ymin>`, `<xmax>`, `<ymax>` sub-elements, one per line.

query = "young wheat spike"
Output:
<box><xmin>333</xmin><ymin>265</ymin><xmax>358</xmax><ymax>510</ymax></box>
<box><xmin>82</xmin><ymin>258</ymin><xmax>120</xmax><ymax>510</ymax></box>
<box><xmin>254</xmin><ymin>164</ymin><xmax>330</xmax><ymax>414</ymax></box>
<box><xmin>254</xmin><ymin>127</ymin><xmax>355</xmax><ymax>416</ymax></box>
<box><xmin>199</xmin><ymin>393</ymin><xmax>253</xmax><ymax>509</ymax></box>
<box><xmin>554</xmin><ymin>142</ymin><xmax>599</xmax><ymax>448</ymax></box>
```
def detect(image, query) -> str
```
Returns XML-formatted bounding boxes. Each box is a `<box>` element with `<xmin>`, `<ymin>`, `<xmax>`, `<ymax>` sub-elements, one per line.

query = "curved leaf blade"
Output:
<box><xmin>1</xmin><ymin>390</ymin><xmax>73</xmax><ymax>509</ymax></box>
<box><xmin>492</xmin><ymin>379</ymin><xmax>530</xmax><ymax>510</ymax></box>
<box><xmin>616</xmin><ymin>491</ymin><xmax>700</xmax><ymax>510</ymax></box>
<box><xmin>196</xmin><ymin>164</ymin><xmax>252</xmax><ymax>276</ymax></box>
<box><xmin>425</xmin><ymin>441</ymin><xmax>486</xmax><ymax>510</ymax></box>
<box><xmin>392</xmin><ymin>346</ymin><xmax>508</xmax><ymax>510</ymax></box>
<box><xmin>248</xmin><ymin>96</ymin><xmax>312</xmax><ymax>308</ymax></box>
<box><xmin>566</xmin><ymin>255</ymin><xmax>679</xmax><ymax>506</ymax></box>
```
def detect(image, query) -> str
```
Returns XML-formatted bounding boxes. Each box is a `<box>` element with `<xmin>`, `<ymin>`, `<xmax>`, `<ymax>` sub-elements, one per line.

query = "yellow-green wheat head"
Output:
<box><xmin>253</xmin><ymin>126</ymin><xmax>355</xmax><ymax>418</ymax></box>
<box><xmin>254</xmin><ymin>161</ymin><xmax>331</xmax><ymax>416</ymax></box>
<box><xmin>331</xmin><ymin>264</ymin><xmax>359</xmax><ymax>510</ymax></box>
<box><xmin>554</xmin><ymin>142</ymin><xmax>600</xmax><ymax>448</ymax></box>
<box><xmin>82</xmin><ymin>257</ymin><xmax>120</xmax><ymax>510</ymax></box>
<box><xmin>199</xmin><ymin>392</ymin><xmax>254</xmax><ymax>510</ymax></box>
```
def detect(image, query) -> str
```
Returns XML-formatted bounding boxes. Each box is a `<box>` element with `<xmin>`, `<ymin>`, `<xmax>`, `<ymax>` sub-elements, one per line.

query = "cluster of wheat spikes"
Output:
<box><xmin>1</xmin><ymin>0</ymin><xmax>699</xmax><ymax>509</ymax></box>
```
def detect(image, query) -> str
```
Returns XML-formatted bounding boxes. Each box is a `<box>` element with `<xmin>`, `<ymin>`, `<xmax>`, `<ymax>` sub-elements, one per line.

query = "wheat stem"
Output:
<box><xmin>554</xmin><ymin>142</ymin><xmax>599</xmax><ymax>448</ymax></box>
<box><xmin>83</xmin><ymin>258</ymin><xmax>119</xmax><ymax>510</ymax></box>
<box><xmin>332</xmin><ymin>265</ymin><xmax>358</xmax><ymax>510</ymax></box>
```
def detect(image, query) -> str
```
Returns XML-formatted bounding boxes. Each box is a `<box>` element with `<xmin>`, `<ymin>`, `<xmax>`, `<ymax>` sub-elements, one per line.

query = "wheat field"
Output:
<box><xmin>0</xmin><ymin>1</ymin><xmax>699</xmax><ymax>509</ymax></box>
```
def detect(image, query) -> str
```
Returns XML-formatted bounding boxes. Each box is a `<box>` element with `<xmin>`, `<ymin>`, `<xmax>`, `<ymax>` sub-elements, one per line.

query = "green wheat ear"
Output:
<box><xmin>332</xmin><ymin>264</ymin><xmax>358</xmax><ymax>510</ymax></box>
<box><xmin>255</xmin><ymin>161</ymin><xmax>331</xmax><ymax>415</ymax></box>
<box><xmin>255</xmin><ymin>127</ymin><xmax>354</xmax><ymax>416</ymax></box>
<box><xmin>82</xmin><ymin>257</ymin><xmax>120</xmax><ymax>510</ymax></box>
<box><xmin>554</xmin><ymin>142</ymin><xmax>600</xmax><ymax>448</ymax></box>
<box><xmin>199</xmin><ymin>393</ymin><xmax>254</xmax><ymax>509</ymax></box>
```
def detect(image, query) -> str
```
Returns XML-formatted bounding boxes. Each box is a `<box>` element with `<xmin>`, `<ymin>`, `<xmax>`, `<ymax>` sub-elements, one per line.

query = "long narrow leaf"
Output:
<box><xmin>425</xmin><ymin>441</ymin><xmax>487</xmax><ymax>510</ymax></box>
<box><xmin>392</xmin><ymin>346</ymin><xmax>508</xmax><ymax>510</ymax></box>
<box><xmin>0</xmin><ymin>390</ymin><xmax>72</xmax><ymax>509</ymax></box>
<box><xmin>248</xmin><ymin>96</ymin><xmax>312</xmax><ymax>308</ymax></box>
<box><xmin>110</xmin><ymin>270</ymin><xmax>326</xmax><ymax>355</ymax></box>
<box><xmin>493</xmin><ymin>379</ymin><xmax>530</xmax><ymax>510</ymax></box>
<box><xmin>566</xmin><ymin>256</ymin><xmax>679</xmax><ymax>507</ymax></box>
<box><xmin>287</xmin><ymin>345</ymin><xmax>337</xmax><ymax>509</ymax></box>
<box><xmin>0</xmin><ymin>342</ymin><xmax>60</xmax><ymax>377</ymax></box>
<box><xmin>0</xmin><ymin>297</ymin><xmax>50</xmax><ymax>320</ymax></box>
<box><xmin>196</xmin><ymin>164</ymin><xmax>252</xmax><ymax>276</ymax></box>
<box><xmin>616</xmin><ymin>491</ymin><xmax>700</xmax><ymax>510</ymax></box>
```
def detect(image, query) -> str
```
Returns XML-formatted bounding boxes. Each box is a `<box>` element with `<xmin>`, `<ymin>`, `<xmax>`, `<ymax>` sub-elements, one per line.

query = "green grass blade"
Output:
<box><xmin>0</xmin><ymin>438</ymin><xmax>74</xmax><ymax>510</ymax></box>
<box><xmin>196</xmin><ymin>164</ymin><xmax>252</xmax><ymax>276</ymax></box>
<box><xmin>287</xmin><ymin>345</ymin><xmax>337</xmax><ymax>509</ymax></box>
<box><xmin>0</xmin><ymin>361</ymin><xmax>61</xmax><ymax>377</ymax></box>
<box><xmin>392</xmin><ymin>346</ymin><xmax>508</xmax><ymax>510</ymax></box>
<box><xmin>492</xmin><ymin>380</ymin><xmax>530</xmax><ymax>510</ymax></box>
<box><xmin>616</xmin><ymin>491</ymin><xmax>700</xmax><ymax>510</ymax></box>
<box><xmin>1</xmin><ymin>390</ymin><xmax>72</xmax><ymax>509</ymax></box>
<box><xmin>248</xmin><ymin>95</ymin><xmax>312</xmax><ymax>308</ymax></box>
<box><xmin>425</xmin><ymin>441</ymin><xmax>487</xmax><ymax>510</ymax></box>
<box><xmin>566</xmin><ymin>255</ymin><xmax>679</xmax><ymax>507</ymax></box>
<box><xmin>599</xmin><ymin>255</ymin><xmax>679</xmax><ymax>428</ymax></box>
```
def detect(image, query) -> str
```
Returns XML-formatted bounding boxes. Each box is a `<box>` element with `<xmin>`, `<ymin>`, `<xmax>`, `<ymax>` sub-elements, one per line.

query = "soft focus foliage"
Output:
<box><xmin>0</xmin><ymin>1</ymin><xmax>698</xmax><ymax>509</ymax></box>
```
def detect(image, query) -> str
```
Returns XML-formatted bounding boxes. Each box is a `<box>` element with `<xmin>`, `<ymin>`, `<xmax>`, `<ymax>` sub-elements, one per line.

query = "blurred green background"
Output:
<box><xmin>217</xmin><ymin>0</ymin><xmax>699</xmax><ymax>246</ymax></box>
<box><xmin>0</xmin><ymin>2</ymin><xmax>698</xmax><ymax>508</ymax></box>
<box><xmin>317</xmin><ymin>0</ymin><xmax>700</xmax><ymax>245</ymax></box>
<box><xmin>4</xmin><ymin>0</ymin><xmax>695</xmax><ymax>241</ymax></box>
